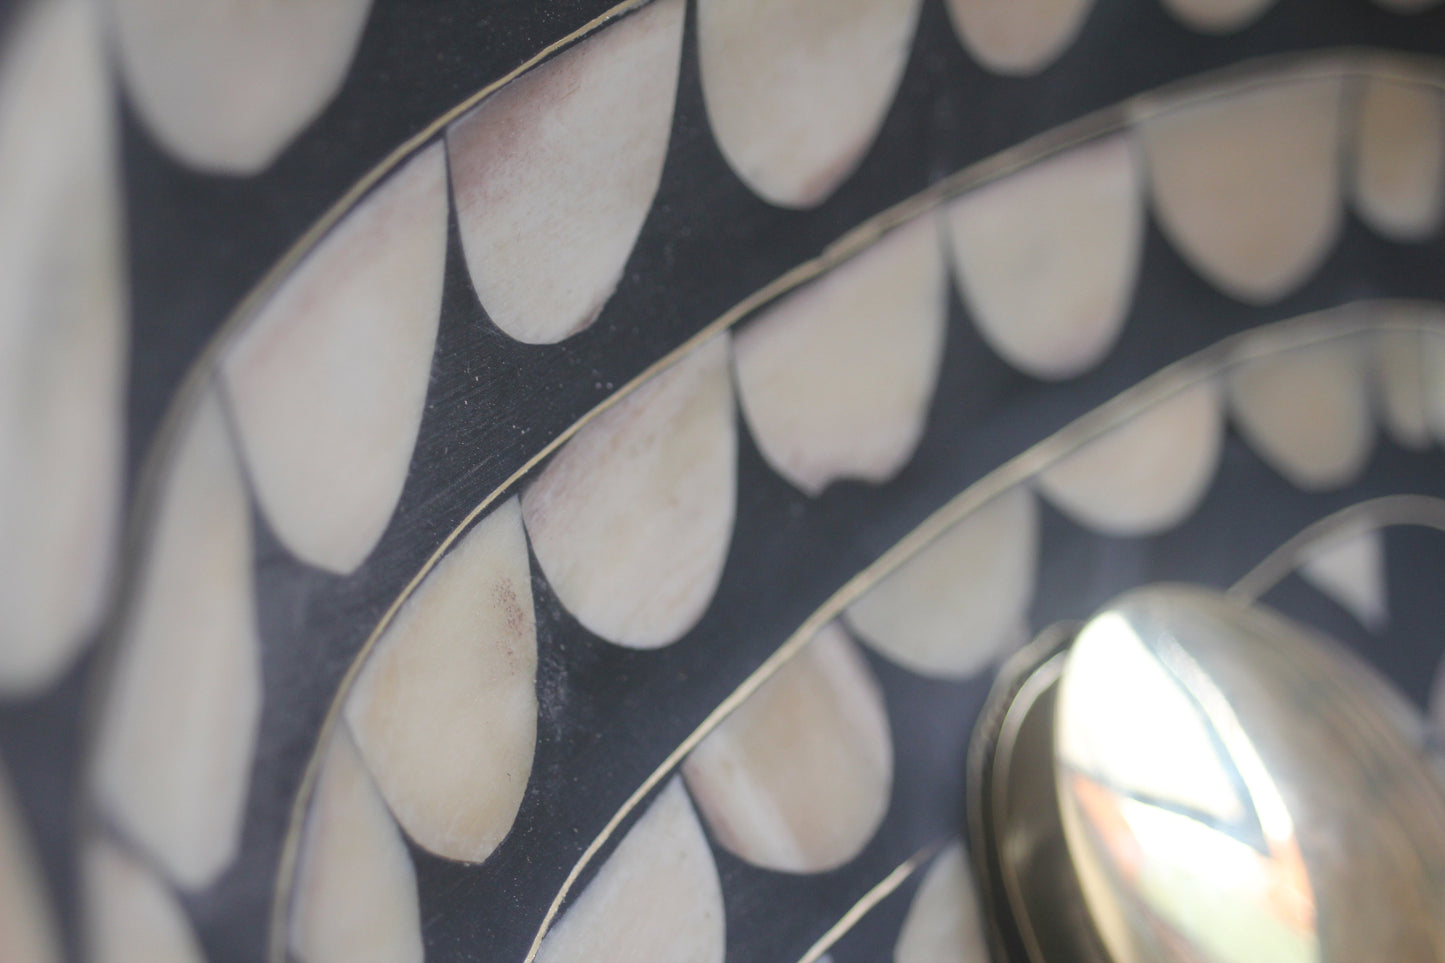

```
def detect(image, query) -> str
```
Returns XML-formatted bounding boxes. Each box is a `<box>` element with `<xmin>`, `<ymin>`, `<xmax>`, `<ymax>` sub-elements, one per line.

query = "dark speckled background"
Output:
<box><xmin>3</xmin><ymin>1</ymin><xmax>1445</xmax><ymax>960</ymax></box>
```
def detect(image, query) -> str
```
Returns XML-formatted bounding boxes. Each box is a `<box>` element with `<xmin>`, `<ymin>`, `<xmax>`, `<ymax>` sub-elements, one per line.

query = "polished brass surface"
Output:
<box><xmin>990</xmin><ymin>651</ymin><xmax>1108</xmax><ymax>963</ymax></box>
<box><xmin>973</xmin><ymin>585</ymin><xmax>1445</xmax><ymax>963</ymax></box>
<box><xmin>970</xmin><ymin>622</ymin><xmax>1104</xmax><ymax>963</ymax></box>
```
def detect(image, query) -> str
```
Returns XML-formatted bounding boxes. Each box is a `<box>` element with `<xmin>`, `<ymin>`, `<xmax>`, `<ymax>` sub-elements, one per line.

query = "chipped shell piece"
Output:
<box><xmin>734</xmin><ymin>214</ymin><xmax>947</xmax><ymax>495</ymax></box>
<box><xmin>946</xmin><ymin>134</ymin><xmax>1142</xmax><ymax>380</ymax></box>
<box><xmin>846</xmin><ymin>487</ymin><xmax>1038</xmax><ymax>680</ymax></box>
<box><xmin>289</xmin><ymin>726</ymin><xmax>423</xmax><ymax>963</ymax></box>
<box><xmin>1351</xmin><ymin>77</ymin><xmax>1445</xmax><ymax>242</ymax></box>
<box><xmin>223</xmin><ymin>142</ymin><xmax>448</xmax><ymax>575</ymax></box>
<box><xmin>1298</xmin><ymin>526</ymin><xmax>1389</xmax><ymax>634</ymax></box>
<box><xmin>697</xmin><ymin>0</ymin><xmax>923</xmax><ymax>208</ymax></box>
<box><xmin>1038</xmin><ymin>380</ymin><xmax>1224</xmax><ymax>537</ymax></box>
<box><xmin>110</xmin><ymin>0</ymin><xmax>372</xmax><ymax>173</ymax></box>
<box><xmin>1229</xmin><ymin>338</ymin><xmax>1374</xmax><ymax>491</ymax></box>
<box><xmin>449</xmin><ymin>0</ymin><xmax>684</xmax><ymax>344</ymax></box>
<box><xmin>0</xmin><ymin>0</ymin><xmax>126</xmax><ymax>696</ymax></box>
<box><xmin>535</xmin><ymin>779</ymin><xmax>725</xmax><ymax>963</ymax></box>
<box><xmin>1140</xmin><ymin>76</ymin><xmax>1343</xmax><ymax>304</ymax></box>
<box><xmin>92</xmin><ymin>388</ymin><xmax>262</xmax><ymax>891</ymax></box>
<box><xmin>682</xmin><ymin>623</ymin><xmax>892</xmax><ymax>873</ymax></box>
<box><xmin>944</xmin><ymin>0</ymin><xmax>1094</xmax><ymax>76</ymax></box>
<box><xmin>84</xmin><ymin>836</ymin><xmax>206</xmax><ymax>963</ymax></box>
<box><xmin>345</xmin><ymin>497</ymin><xmax>537</xmax><ymax>863</ymax></box>
<box><xmin>522</xmin><ymin>335</ymin><xmax>737</xmax><ymax>650</ymax></box>
<box><xmin>894</xmin><ymin>842</ymin><xmax>989</xmax><ymax>963</ymax></box>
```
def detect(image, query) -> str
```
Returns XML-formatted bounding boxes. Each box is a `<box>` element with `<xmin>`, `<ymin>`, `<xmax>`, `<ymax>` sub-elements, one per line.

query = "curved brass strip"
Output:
<box><xmin>255</xmin><ymin>42</ymin><xmax>1445</xmax><ymax>923</ymax></box>
<box><xmin>1230</xmin><ymin>494</ymin><xmax>1445</xmax><ymax>602</ymax></box>
<box><xmin>262</xmin><ymin>61</ymin><xmax>1141</xmax><ymax>961</ymax></box>
<box><xmin>130</xmin><ymin>0</ymin><xmax>651</xmax><ymax>571</ymax></box>
<box><xmin>510</xmin><ymin>301</ymin><xmax>1437</xmax><ymax>963</ymax></box>
<box><xmin>113</xmin><ymin>44</ymin><xmax>1432</xmax><ymax>961</ymax></box>
<box><xmin>783</xmin><ymin>518</ymin><xmax>1445</xmax><ymax>963</ymax></box>
<box><xmin>782</xmin><ymin>506</ymin><xmax>1445</xmax><ymax>963</ymax></box>
<box><xmin>795</xmin><ymin>843</ymin><xmax>939</xmax><ymax>963</ymax></box>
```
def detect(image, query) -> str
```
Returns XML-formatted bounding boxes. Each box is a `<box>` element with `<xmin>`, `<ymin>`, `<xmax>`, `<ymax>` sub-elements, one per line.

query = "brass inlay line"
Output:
<box><xmin>1231</xmin><ymin>495</ymin><xmax>1445</xmax><ymax>881</ymax></box>
<box><xmin>1230</xmin><ymin>494</ymin><xmax>1445</xmax><ymax>602</ymax></box>
<box><xmin>795</xmin><ymin>843</ymin><xmax>939</xmax><ymax>963</ymax></box>
<box><xmin>135</xmin><ymin>0</ymin><xmax>651</xmax><ymax>582</ymax></box>
<box><xmin>512</xmin><ymin>303</ymin><xmax>1437</xmax><ymax>963</ymax></box>
<box><xmin>262</xmin><ymin>48</ymin><xmax>1150</xmax><ymax>959</ymax></box>
<box><xmin>260</xmin><ymin>117</ymin><xmax>1439</xmax><ymax>957</ymax></box>
<box><xmin>86</xmin><ymin>31</ymin><xmax>1438</xmax><ymax>959</ymax></box>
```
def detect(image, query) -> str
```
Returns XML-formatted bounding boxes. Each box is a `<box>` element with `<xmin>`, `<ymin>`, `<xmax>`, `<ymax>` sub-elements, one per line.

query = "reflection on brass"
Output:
<box><xmin>969</xmin><ymin>585</ymin><xmax>1445</xmax><ymax>963</ymax></box>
